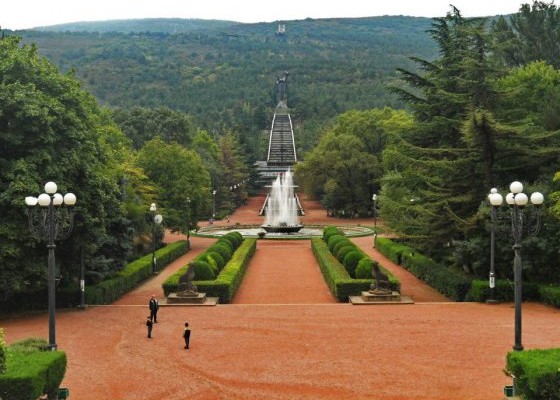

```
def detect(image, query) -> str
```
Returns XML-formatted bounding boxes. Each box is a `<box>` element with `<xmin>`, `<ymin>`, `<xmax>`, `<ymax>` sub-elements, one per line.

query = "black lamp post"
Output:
<box><xmin>212</xmin><ymin>190</ymin><xmax>217</xmax><ymax>220</ymax></box>
<box><xmin>25</xmin><ymin>181</ymin><xmax>76</xmax><ymax>351</ymax></box>
<box><xmin>149</xmin><ymin>203</ymin><xmax>163</xmax><ymax>274</ymax></box>
<box><xmin>372</xmin><ymin>194</ymin><xmax>378</xmax><ymax>233</ymax></box>
<box><xmin>186</xmin><ymin>197</ymin><xmax>191</xmax><ymax>241</ymax></box>
<box><xmin>489</xmin><ymin>181</ymin><xmax>543</xmax><ymax>351</ymax></box>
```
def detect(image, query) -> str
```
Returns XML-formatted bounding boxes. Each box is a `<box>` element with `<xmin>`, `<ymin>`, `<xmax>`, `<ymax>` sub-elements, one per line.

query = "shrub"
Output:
<box><xmin>206</xmin><ymin>251</ymin><xmax>225</xmax><ymax>271</ymax></box>
<box><xmin>217</xmin><ymin>237</ymin><xmax>234</xmax><ymax>252</ymax></box>
<box><xmin>0</xmin><ymin>338</ymin><xmax>67</xmax><ymax>400</ymax></box>
<box><xmin>335</xmin><ymin>245</ymin><xmax>355</xmax><ymax>263</ymax></box>
<box><xmin>327</xmin><ymin>235</ymin><xmax>347</xmax><ymax>252</ymax></box>
<box><xmin>323</xmin><ymin>226</ymin><xmax>341</xmax><ymax>242</ymax></box>
<box><xmin>506</xmin><ymin>348</ymin><xmax>560</xmax><ymax>400</ymax></box>
<box><xmin>343</xmin><ymin>251</ymin><xmax>364</xmax><ymax>278</ymax></box>
<box><xmin>355</xmin><ymin>258</ymin><xmax>374</xmax><ymax>279</ymax></box>
<box><xmin>192</xmin><ymin>260</ymin><xmax>215</xmax><ymax>280</ymax></box>
<box><xmin>333</xmin><ymin>239</ymin><xmax>353</xmax><ymax>256</ymax></box>
<box><xmin>224</xmin><ymin>232</ymin><xmax>242</xmax><ymax>249</ymax></box>
<box><xmin>207</xmin><ymin>243</ymin><xmax>233</xmax><ymax>261</ymax></box>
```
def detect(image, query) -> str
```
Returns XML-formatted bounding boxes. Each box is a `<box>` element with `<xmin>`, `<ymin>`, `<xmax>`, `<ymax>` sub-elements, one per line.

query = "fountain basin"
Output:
<box><xmin>262</xmin><ymin>224</ymin><xmax>303</xmax><ymax>233</ymax></box>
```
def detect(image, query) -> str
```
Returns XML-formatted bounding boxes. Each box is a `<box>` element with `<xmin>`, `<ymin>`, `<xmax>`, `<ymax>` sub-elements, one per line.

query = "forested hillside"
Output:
<box><xmin>13</xmin><ymin>16</ymin><xmax>437</xmax><ymax>157</ymax></box>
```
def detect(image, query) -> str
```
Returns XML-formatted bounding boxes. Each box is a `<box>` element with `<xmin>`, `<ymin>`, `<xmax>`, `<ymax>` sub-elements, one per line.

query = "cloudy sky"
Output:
<box><xmin>3</xmin><ymin>0</ymin><xmax>526</xmax><ymax>30</ymax></box>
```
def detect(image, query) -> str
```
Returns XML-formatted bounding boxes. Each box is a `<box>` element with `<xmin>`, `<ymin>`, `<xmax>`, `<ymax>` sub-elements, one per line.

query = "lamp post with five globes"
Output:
<box><xmin>149</xmin><ymin>203</ymin><xmax>163</xmax><ymax>274</ymax></box>
<box><xmin>25</xmin><ymin>181</ymin><xmax>77</xmax><ymax>351</ymax></box>
<box><xmin>488</xmin><ymin>181</ymin><xmax>543</xmax><ymax>351</ymax></box>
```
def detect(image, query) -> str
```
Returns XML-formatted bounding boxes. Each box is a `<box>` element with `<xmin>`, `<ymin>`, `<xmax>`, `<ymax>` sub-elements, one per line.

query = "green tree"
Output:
<box><xmin>0</xmin><ymin>35</ymin><xmax>130</xmax><ymax>292</ymax></box>
<box><xmin>296</xmin><ymin>108</ymin><xmax>412</xmax><ymax>214</ymax></box>
<box><xmin>137</xmin><ymin>138</ymin><xmax>211</xmax><ymax>232</ymax></box>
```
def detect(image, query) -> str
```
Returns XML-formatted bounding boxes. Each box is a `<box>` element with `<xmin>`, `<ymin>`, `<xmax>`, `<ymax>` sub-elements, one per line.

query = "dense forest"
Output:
<box><xmin>12</xmin><ymin>16</ymin><xmax>438</xmax><ymax>159</ymax></box>
<box><xmin>2</xmin><ymin>1</ymin><xmax>560</xmax><ymax>304</ymax></box>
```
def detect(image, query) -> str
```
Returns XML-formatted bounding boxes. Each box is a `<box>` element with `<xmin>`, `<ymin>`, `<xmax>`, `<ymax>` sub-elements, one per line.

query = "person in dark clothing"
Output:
<box><xmin>183</xmin><ymin>322</ymin><xmax>191</xmax><ymax>349</ymax></box>
<box><xmin>149</xmin><ymin>294</ymin><xmax>159</xmax><ymax>323</ymax></box>
<box><xmin>146</xmin><ymin>316</ymin><xmax>153</xmax><ymax>338</ymax></box>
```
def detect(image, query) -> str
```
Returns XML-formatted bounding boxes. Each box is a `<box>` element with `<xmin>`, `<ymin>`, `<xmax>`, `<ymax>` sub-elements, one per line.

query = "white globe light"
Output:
<box><xmin>510</xmin><ymin>181</ymin><xmax>523</xmax><ymax>194</ymax></box>
<box><xmin>150</xmin><ymin>203</ymin><xmax>156</xmax><ymax>212</ymax></box>
<box><xmin>530</xmin><ymin>192</ymin><xmax>544</xmax><ymax>206</ymax></box>
<box><xmin>25</xmin><ymin>196</ymin><xmax>38</xmax><ymax>206</ymax></box>
<box><xmin>52</xmin><ymin>193</ymin><xmax>63</xmax><ymax>206</ymax></box>
<box><xmin>514</xmin><ymin>193</ymin><xmax>528</xmax><ymax>206</ymax></box>
<box><xmin>489</xmin><ymin>192</ymin><xmax>503</xmax><ymax>206</ymax></box>
<box><xmin>44</xmin><ymin>181</ymin><xmax>57</xmax><ymax>194</ymax></box>
<box><xmin>154</xmin><ymin>214</ymin><xmax>163</xmax><ymax>224</ymax></box>
<box><xmin>64</xmin><ymin>193</ymin><xmax>77</xmax><ymax>206</ymax></box>
<box><xmin>505</xmin><ymin>193</ymin><xmax>515</xmax><ymax>205</ymax></box>
<box><xmin>38</xmin><ymin>193</ymin><xmax>51</xmax><ymax>207</ymax></box>
<box><xmin>372</xmin><ymin>194</ymin><xmax>377</xmax><ymax>201</ymax></box>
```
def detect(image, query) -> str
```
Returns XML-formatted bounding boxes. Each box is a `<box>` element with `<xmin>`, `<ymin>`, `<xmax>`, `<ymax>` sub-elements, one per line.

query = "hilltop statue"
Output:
<box><xmin>276</xmin><ymin>71</ymin><xmax>289</xmax><ymax>108</ymax></box>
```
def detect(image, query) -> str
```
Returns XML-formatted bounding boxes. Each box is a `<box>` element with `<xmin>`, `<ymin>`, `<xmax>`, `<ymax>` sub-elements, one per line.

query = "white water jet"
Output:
<box><xmin>262</xmin><ymin>169</ymin><xmax>302</xmax><ymax>232</ymax></box>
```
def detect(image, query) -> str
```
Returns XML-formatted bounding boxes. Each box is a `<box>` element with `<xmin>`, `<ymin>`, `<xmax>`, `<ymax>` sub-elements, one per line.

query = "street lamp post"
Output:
<box><xmin>372</xmin><ymin>194</ymin><xmax>378</xmax><ymax>233</ymax></box>
<box><xmin>25</xmin><ymin>181</ymin><xmax>77</xmax><ymax>351</ymax></box>
<box><xmin>487</xmin><ymin>188</ymin><xmax>503</xmax><ymax>304</ymax></box>
<box><xmin>149</xmin><ymin>203</ymin><xmax>163</xmax><ymax>274</ymax></box>
<box><xmin>186</xmin><ymin>197</ymin><xmax>191</xmax><ymax>241</ymax></box>
<box><xmin>489</xmin><ymin>181</ymin><xmax>543</xmax><ymax>351</ymax></box>
<box><xmin>212</xmin><ymin>190</ymin><xmax>217</xmax><ymax>220</ymax></box>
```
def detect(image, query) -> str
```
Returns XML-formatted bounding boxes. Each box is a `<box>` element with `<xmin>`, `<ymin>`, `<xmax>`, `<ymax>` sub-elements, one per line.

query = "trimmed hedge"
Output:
<box><xmin>0</xmin><ymin>338</ymin><xmax>66</xmax><ymax>400</ymax></box>
<box><xmin>83</xmin><ymin>240</ymin><xmax>189</xmax><ymax>305</ymax></box>
<box><xmin>471</xmin><ymin>280</ymin><xmax>559</xmax><ymax>306</ymax></box>
<box><xmin>311</xmin><ymin>238</ymin><xmax>399</xmax><ymax>302</ymax></box>
<box><xmin>506</xmin><ymin>348</ymin><xmax>560</xmax><ymax>400</ymax></box>
<box><xmin>163</xmin><ymin>238</ymin><xmax>256</xmax><ymax>303</ymax></box>
<box><xmin>0</xmin><ymin>241</ymin><xmax>190</xmax><ymax>314</ymax></box>
<box><xmin>376</xmin><ymin>236</ymin><xmax>471</xmax><ymax>301</ymax></box>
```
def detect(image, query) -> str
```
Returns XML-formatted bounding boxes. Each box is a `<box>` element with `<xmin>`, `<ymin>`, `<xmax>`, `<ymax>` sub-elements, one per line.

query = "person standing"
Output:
<box><xmin>146</xmin><ymin>316</ymin><xmax>153</xmax><ymax>338</ymax></box>
<box><xmin>149</xmin><ymin>294</ymin><xmax>159</xmax><ymax>323</ymax></box>
<box><xmin>183</xmin><ymin>322</ymin><xmax>191</xmax><ymax>349</ymax></box>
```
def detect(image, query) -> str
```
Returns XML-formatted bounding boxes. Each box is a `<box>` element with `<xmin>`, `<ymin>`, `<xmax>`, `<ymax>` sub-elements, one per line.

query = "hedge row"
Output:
<box><xmin>0</xmin><ymin>338</ymin><xmax>66</xmax><ymax>400</ymax></box>
<box><xmin>0</xmin><ymin>241</ymin><xmax>190</xmax><ymax>314</ymax></box>
<box><xmin>471</xmin><ymin>280</ymin><xmax>560</xmax><ymax>307</ymax></box>
<box><xmin>311</xmin><ymin>238</ymin><xmax>399</xmax><ymax>302</ymax></box>
<box><xmin>375</xmin><ymin>237</ymin><xmax>471</xmax><ymax>301</ymax></box>
<box><xmin>162</xmin><ymin>238</ymin><xmax>256</xmax><ymax>303</ymax></box>
<box><xmin>506</xmin><ymin>348</ymin><xmax>560</xmax><ymax>400</ymax></box>
<box><xmin>77</xmin><ymin>240</ymin><xmax>190</xmax><ymax>305</ymax></box>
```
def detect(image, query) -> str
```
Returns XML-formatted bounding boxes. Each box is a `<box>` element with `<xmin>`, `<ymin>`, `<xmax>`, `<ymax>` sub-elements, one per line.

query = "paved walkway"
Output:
<box><xmin>1</xmin><ymin>194</ymin><xmax>559</xmax><ymax>400</ymax></box>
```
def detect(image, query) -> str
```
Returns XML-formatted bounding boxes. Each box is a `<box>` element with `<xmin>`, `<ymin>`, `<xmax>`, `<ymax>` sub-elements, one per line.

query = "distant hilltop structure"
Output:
<box><xmin>276</xmin><ymin>23</ymin><xmax>286</xmax><ymax>36</ymax></box>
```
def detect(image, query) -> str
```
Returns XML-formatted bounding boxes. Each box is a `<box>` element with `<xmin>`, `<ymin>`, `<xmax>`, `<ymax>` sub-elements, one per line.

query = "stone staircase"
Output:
<box><xmin>267</xmin><ymin>113</ymin><xmax>297</xmax><ymax>166</ymax></box>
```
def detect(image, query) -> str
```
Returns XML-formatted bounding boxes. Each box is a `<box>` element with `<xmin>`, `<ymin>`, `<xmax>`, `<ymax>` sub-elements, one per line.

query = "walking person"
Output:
<box><xmin>149</xmin><ymin>294</ymin><xmax>159</xmax><ymax>323</ymax></box>
<box><xmin>146</xmin><ymin>316</ymin><xmax>153</xmax><ymax>338</ymax></box>
<box><xmin>183</xmin><ymin>322</ymin><xmax>191</xmax><ymax>349</ymax></box>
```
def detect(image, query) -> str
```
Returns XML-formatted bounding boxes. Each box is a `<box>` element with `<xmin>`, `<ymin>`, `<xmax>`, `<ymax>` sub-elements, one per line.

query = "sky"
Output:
<box><xmin>2</xmin><ymin>0</ymin><xmax>527</xmax><ymax>30</ymax></box>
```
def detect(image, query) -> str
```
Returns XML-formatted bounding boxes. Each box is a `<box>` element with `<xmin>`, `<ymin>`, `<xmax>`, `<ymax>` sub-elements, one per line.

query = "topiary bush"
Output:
<box><xmin>333</xmin><ymin>239</ymin><xmax>353</xmax><ymax>257</ymax></box>
<box><xmin>355</xmin><ymin>258</ymin><xmax>374</xmax><ymax>279</ymax></box>
<box><xmin>327</xmin><ymin>235</ymin><xmax>347</xmax><ymax>252</ymax></box>
<box><xmin>191</xmin><ymin>260</ymin><xmax>215</xmax><ymax>280</ymax></box>
<box><xmin>323</xmin><ymin>226</ymin><xmax>341</xmax><ymax>242</ymax></box>
<box><xmin>207</xmin><ymin>243</ymin><xmax>233</xmax><ymax>261</ymax></box>
<box><xmin>343</xmin><ymin>251</ymin><xmax>364</xmax><ymax>278</ymax></box>
<box><xmin>336</xmin><ymin>245</ymin><xmax>355</xmax><ymax>263</ymax></box>
<box><xmin>206</xmin><ymin>251</ymin><xmax>225</xmax><ymax>271</ymax></box>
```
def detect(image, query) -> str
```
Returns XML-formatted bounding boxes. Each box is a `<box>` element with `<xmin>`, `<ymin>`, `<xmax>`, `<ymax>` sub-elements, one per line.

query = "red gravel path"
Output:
<box><xmin>1</xmin><ymin>194</ymin><xmax>559</xmax><ymax>400</ymax></box>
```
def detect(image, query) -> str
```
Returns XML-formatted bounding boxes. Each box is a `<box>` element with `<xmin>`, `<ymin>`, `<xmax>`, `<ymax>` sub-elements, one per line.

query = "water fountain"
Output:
<box><xmin>262</xmin><ymin>169</ymin><xmax>303</xmax><ymax>233</ymax></box>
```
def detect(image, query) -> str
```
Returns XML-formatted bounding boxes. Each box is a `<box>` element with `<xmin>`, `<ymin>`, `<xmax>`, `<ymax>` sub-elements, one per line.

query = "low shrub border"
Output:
<box><xmin>471</xmin><ymin>280</ymin><xmax>559</xmax><ymax>306</ymax></box>
<box><xmin>311</xmin><ymin>238</ymin><xmax>399</xmax><ymax>302</ymax></box>
<box><xmin>78</xmin><ymin>240</ymin><xmax>190</xmax><ymax>305</ymax></box>
<box><xmin>375</xmin><ymin>236</ymin><xmax>471</xmax><ymax>301</ymax></box>
<box><xmin>162</xmin><ymin>238</ymin><xmax>256</xmax><ymax>303</ymax></box>
<box><xmin>0</xmin><ymin>240</ymin><xmax>190</xmax><ymax>314</ymax></box>
<box><xmin>0</xmin><ymin>338</ymin><xmax>66</xmax><ymax>400</ymax></box>
<box><xmin>505</xmin><ymin>347</ymin><xmax>560</xmax><ymax>399</ymax></box>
